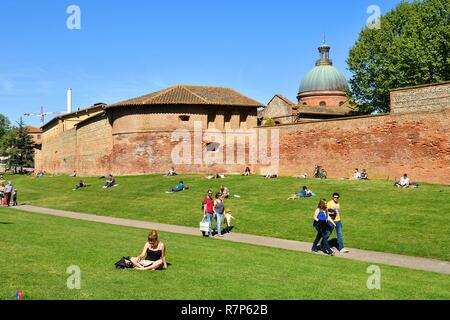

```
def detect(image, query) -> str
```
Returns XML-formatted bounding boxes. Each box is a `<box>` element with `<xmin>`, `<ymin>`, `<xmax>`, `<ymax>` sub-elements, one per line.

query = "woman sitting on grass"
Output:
<box><xmin>131</xmin><ymin>230</ymin><xmax>167</xmax><ymax>271</ymax></box>
<box><xmin>103</xmin><ymin>176</ymin><xmax>117</xmax><ymax>188</ymax></box>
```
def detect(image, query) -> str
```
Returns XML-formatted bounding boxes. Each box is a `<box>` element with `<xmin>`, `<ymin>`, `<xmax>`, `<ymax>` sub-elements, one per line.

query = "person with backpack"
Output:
<box><xmin>311</xmin><ymin>199</ymin><xmax>335</xmax><ymax>256</ymax></box>
<box><xmin>201</xmin><ymin>189</ymin><xmax>214</xmax><ymax>237</ymax></box>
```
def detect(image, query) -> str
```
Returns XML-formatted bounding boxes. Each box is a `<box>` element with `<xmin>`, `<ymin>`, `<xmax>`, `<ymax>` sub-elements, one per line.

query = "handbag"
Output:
<box><xmin>199</xmin><ymin>219</ymin><xmax>210</xmax><ymax>232</ymax></box>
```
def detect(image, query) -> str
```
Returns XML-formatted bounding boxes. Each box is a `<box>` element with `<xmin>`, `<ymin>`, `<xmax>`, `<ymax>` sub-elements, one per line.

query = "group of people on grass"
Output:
<box><xmin>71</xmin><ymin>174</ymin><xmax>118</xmax><ymax>191</ymax></box>
<box><xmin>0</xmin><ymin>179</ymin><xmax>17</xmax><ymax>207</ymax></box>
<box><xmin>201</xmin><ymin>188</ymin><xmax>233</xmax><ymax>237</ymax></box>
<box><xmin>351</xmin><ymin>168</ymin><xmax>369</xmax><ymax>180</ymax></box>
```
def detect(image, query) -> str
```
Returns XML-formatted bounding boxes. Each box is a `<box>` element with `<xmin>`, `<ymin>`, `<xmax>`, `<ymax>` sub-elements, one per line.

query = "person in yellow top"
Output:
<box><xmin>327</xmin><ymin>193</ymin><xmax>349</xmax><ymax>253</ymax></box>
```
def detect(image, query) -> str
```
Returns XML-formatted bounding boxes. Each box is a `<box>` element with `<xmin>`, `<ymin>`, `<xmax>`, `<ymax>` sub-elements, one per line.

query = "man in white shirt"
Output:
<box><xmin>4</xmin><ymin>181</ymin><xmax>13</xmax><ymax>207</ymax></box>
<box><xmin>396</xmin><ymin>174</ymin><xmax>410</xmax><ymax>188</ymax></box>
<box><xmin>352</xmin><ymin>168</ymin><xmax>361</xmax><ymax>180</ymax></box>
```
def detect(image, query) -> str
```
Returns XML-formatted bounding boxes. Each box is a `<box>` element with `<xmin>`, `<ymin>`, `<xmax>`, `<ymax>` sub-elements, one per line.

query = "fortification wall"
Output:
<box><xmin>111</xmin><ymin>130</ymin><xmax>254</xmax><ymax>176</ymax></box>
<box><xmin>76</xmin><ymin>114</ymin><xmax>113</xmax><ymax>176</ymax></box>
<box><xmin>276</xmin><ymin>108</ymin><xmax>450</xmax><ymax>184</ymax></box>
<box><xmin>40</xmin><ymin>128</ymin><xmax>77</xmax><ymax>173</ymax></box>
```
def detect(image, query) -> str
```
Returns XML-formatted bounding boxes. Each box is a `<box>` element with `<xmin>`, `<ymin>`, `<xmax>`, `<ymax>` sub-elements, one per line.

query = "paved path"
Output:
<box><xmin>10</xmin><ymin>205</ymin><xmax>450</xmax><ymax>275</ymax></box>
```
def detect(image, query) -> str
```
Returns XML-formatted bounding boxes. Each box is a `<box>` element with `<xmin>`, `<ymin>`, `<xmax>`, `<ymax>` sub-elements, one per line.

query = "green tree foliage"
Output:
<box><xmin>263</xmin><ymin>118</ymin><xmax>276</xmax><ymax>126</ymax></box>
<box><xmin>0</xmin><ymin>113</ymin><xmax>11</xmax><ymax>138</ymax></box>
<box><xmin>0</xmin><ymin>114</ymin><xmax>12</xmax><ymax>157</ymax></box>
<box><xmin>347</xmin><ymin>0</ymin><xmax>450</xmax><ymax>114</ymax></box>
<box><xmin>4</xmin><ymin>118</ymin><xmax>35</xmax><ymax>173</ymax></box>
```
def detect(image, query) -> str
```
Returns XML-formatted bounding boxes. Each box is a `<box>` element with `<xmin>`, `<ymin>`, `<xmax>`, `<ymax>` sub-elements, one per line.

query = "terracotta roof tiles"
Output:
<box><xmin>106</xmin><ymin>85</ymin><xmax>263</xmax><ymax>108</ymax></box>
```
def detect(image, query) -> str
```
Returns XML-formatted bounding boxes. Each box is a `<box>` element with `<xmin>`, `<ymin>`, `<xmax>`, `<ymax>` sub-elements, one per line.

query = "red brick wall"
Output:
<box><xmin>111</xmin><ymin>130</ymin><xmax>254</xmax><ymax>176</ymax></box>
<box><xmin>276</xmin><ymin>108</ymin><xmax>450</xmax><ymax>184</ymax></box>
<box><xmin>76</xmin><ymin>115</ymin><xmax>113</xmax><ymax>175</ymax></box>
<box><xmin>40</xmin><ymin>128</ymin><xmax>77</xmax><ymax>174</ymax></box>
<box><xmin>39</xmin><ymin>105</ymin><xmax>449</xmax><ymax>184</ymax></box>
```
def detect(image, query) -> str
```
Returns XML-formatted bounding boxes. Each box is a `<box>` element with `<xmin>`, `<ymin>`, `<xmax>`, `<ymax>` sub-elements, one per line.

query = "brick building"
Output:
<box><xmin>38</xmin><ymin>85</ymin><xmax>262</xmax><ymax>176</ymax></box>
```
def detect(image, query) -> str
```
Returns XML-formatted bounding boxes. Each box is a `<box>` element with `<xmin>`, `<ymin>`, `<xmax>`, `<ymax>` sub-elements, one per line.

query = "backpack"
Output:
<box><xmin>114</xmin><ymin>256</ymin><xmax>134</xmax><ymax>269</ymax></box>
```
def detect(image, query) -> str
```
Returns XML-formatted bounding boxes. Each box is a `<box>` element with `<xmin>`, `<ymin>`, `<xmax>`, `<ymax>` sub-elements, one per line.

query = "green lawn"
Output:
<box><xmin>0</xmin><ymin>209</ymin><xmax>448</xmax><ymax>300</ymax></box>
<box><xmin>5</xmin><ymin>174</ymin><xmax>450</xmax><ymax>260</ymax></box>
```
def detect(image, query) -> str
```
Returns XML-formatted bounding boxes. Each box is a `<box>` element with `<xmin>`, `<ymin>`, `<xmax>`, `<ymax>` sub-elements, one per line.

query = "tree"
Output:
<box><xmin>263</xmin><ymin>118</ymin><xmax>276</xmax><ymax>126</ymax></box>
<box><xmin>347</xmin><ymin>0</ymin><xmax>450</xmax><ymax>114</ymax></box>
<box><xmin>0</xmin><ymin>113</ymin><xmax>11</xmax><ymax>138</ymax></box>
<box><xmin>0</xmin><ymin>114</ymin><xmax>12</xmax><ymax>158</ymax></box>
<box><xmin>4</xmin><ymin>118</ymin><xmax>35</xmax><ymax>173</ymax></box>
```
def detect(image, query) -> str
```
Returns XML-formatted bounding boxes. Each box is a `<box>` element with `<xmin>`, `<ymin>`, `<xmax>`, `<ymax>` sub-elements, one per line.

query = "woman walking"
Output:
<box><xmin>311</xmin><ymin>199</ymin><xmax>336</xmax><ymax>256</ymax></box>
<box><xmin>214</xmin><ymin>192</ymin><xmax>225</xmax><ymax>237</ymax></box>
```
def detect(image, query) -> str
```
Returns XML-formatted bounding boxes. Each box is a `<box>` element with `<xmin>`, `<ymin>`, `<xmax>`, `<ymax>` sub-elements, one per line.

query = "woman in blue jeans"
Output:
<box><xmin>311</xmin><ymin>199</ymin><xmax>336</xmax><ymax>256</ymax></box>
<box><xmin>213</xmin><ymin>192</ymin><xmax>225</xmax><ymax>237</ymax></box>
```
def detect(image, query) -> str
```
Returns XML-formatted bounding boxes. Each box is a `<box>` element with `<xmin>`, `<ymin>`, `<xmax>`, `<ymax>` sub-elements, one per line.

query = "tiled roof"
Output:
<box><xmin>106</xmin><ymin>85</ymin><xmax>263</xmax><ymax>108</ymax></box>
<box><xmin>42</xmin><ymin>104</ymin><xmax>106</xmax><ymax>130</ymax></box>
<box><xmin>26</xmin><ymin>126</ymin><xmax>42</xmax><ymax>133</ymax></box>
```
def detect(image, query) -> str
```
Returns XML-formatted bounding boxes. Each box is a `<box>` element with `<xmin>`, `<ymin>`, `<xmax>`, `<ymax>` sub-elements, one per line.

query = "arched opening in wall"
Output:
<box><xmin>179</xmin><ymin>115</ymin><xmax>190</xmax><ymax>122</ymax></box>
<box><xmin>206</xmin><ymin>142</ymin><xmax>220</xmax><ymax>152</ymax></box>
<box><xmin>274</xmin><ymin>121</ymin><xmax>281</xmax><ymax>125</ymax></box>
<box><xmin>319</xmin><ymin>101</ymin><xmax>327</xmax><ymax>107</ymax></box>
<box><xmin>302</xmin><ymin>102</ymin><xmax>307</xmax><ymax>105</ymax></box>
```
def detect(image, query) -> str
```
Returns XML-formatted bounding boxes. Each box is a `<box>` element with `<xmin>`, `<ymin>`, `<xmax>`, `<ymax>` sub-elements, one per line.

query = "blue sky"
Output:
<box><xmin>0</xmin><ymin>0</ymin><xmax>402</xmax><ymax>127</ymax></box>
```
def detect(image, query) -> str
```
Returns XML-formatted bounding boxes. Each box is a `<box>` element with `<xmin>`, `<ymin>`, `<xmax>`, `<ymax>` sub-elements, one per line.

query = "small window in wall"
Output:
<box><xmin>302</xmin><ymin>102</ymin><xmax>307</xmax><ymax>105</ymax></box>
<box><xmin>179</xmin><ymin>115</ymin><xmax>190</xmax><ymax>122</ymax></box>
<box><xmin>275</xmin><ymin>121</ymin><xmax>281</xmax><ymax>125</ymax></box>
<box><xmin>206</xmin><ymin>142</ymin><xmax>220</xmax><ymax>152</ymax></box>
<box><xmin>208</xmin><ymin>113</ymin><xmax>216</xmax><ymax>128</ymax></box>
<box><xmin>37</xmin><ymin>135</ymin><xmax>42</xmax><ymax>139</ymax></box>
<box><xmin>319</xmin><ymin>101</ymin><xmax>327</xmax><ymax>107</ymax></box>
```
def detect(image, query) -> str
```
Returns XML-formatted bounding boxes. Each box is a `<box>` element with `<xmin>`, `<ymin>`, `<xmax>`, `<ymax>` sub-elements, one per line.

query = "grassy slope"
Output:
<box><xmin>0</xmin><ymin>209</ymin><xmax>449</xmax><ymax>300</ymax></box>
<box><xmin>6</xmin><ymin>174</ymin><xmax>450</xmax><ymax>260</ymax></box>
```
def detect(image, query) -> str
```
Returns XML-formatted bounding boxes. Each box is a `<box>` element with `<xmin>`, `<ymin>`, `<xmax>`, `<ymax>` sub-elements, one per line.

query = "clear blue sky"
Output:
<box><xmin>0</xmin><ymin>0</ymin><xmax>403</xmax><ymax>127</ymax></box>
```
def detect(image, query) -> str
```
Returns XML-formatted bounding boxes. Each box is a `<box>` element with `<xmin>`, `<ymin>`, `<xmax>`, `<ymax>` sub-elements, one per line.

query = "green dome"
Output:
<box><xmin>299</xmin><ymin>42</ymin><xmax>348</xmax><ymax>93</ymax></box>
<box><xmin>299</xmin><ymin>65</ymin><xmax>348</xmax><ymax>93</ymax></box>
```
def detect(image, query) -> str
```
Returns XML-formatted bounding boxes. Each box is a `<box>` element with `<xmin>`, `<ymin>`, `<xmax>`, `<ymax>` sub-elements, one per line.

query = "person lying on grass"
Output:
<box><xmin>168</xmin><ymin>180</ymin><xmax>188</xmax><ymax>193</ymax></box>
<box><xmin>73</xmin><ymin>180</ymin><xmax>86</xmax><ymax>190</ymax></box>
<box><xmin>130</xmin><ymin>230</ymin><xmax>167</xmax><ymax>271</ymax></box>
<box><xmin>288</xmin><ymin>186</ymin><xmax>317</xmax><ymax>200</ymax></box>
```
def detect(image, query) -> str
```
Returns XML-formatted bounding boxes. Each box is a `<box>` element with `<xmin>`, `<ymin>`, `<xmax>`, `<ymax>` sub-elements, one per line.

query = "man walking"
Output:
<box><xmin>4</xmin><ymin>181</ymin><xmax>14</xmax><ymax>207</ymax></box>
<box><xmin>327</xmin><ymin>193</ymin><xmax>349</xmax><ymax>253</ymax></box>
